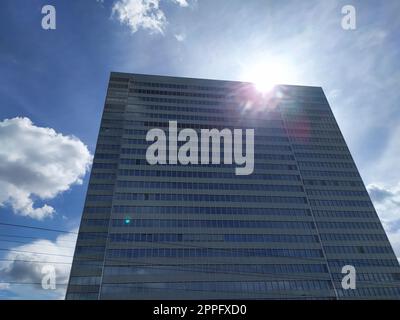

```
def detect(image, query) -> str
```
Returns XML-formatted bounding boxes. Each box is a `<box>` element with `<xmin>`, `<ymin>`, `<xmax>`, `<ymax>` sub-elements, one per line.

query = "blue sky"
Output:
<box><xmin>0</xmin><ymin>0</ymin><xmax>399</xmax><ymax>299</ymax></box>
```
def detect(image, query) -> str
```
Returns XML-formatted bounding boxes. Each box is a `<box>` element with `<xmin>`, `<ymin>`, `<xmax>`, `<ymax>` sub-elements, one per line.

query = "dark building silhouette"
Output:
<box><xmin>66</xmin><ymin>72</ymin><xmax>400</xmax><ymax>299</ymax></box>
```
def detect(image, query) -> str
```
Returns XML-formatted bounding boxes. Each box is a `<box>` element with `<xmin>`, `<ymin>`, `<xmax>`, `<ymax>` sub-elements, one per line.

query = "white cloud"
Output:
<box><xmin>112</xmin><ymin>0</ymin><xmax>167</xmax><ymax>34</ymax></box>
<box><xmin>171</xmin><ymin>0</ymin><xmax>188</xmax><ymax>7</ymax></box>
<box><xmin>0</xmin><ymin>117</ymin><xmax>92</xmax><ymax>220</ymax></box>
<box><xmin>368</xmin><ymin>183</ymin><xmax>400</xmax><ymax>260</ymax></box>
<box><xmin>112</xmin><ymin>0</ymin><xmax>191</xmax><ymax>34</ymax></box>
<box><xmin>365</xmin><ymin>125</ymin><xmax>400</xmax><ymax>185</ymax></box>
<box><xmin>0</xmin><ymin>229</ymin><xmax>77</xmax><ymax>299</ymax></box>
<box><xmin>174</xmin><ymin>32</ymin><xmax>186</xmax><ymax>42</ymax></box>
<box><xmin>0</xmin><ymin>283</ymin><xmax>10</xmax><ymax>290</ymax></box>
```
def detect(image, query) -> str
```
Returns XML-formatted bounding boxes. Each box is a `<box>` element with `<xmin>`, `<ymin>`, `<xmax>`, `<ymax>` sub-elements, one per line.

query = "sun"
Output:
<box><xmin>240</xmin><ymin>59</ymin><xmax>296</xmax><ymax>93</ymax></box>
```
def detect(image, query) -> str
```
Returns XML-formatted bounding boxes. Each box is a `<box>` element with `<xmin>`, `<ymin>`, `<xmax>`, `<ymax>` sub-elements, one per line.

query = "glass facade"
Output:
<box><xmin>66</xmin><ymin>72</ymin><xmax>400</xmax><ymax>300</ymax></box>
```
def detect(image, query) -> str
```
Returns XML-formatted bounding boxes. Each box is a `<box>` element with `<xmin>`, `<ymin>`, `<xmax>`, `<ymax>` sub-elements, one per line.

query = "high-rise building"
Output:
<box><xmin>66</xmin><ymin>72</ymin><xmax>400</xmax><ymax>300</ymax></box>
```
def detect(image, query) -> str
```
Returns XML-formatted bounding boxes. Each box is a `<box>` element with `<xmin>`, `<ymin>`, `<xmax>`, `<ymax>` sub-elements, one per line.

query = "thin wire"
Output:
<box><xmin>0</xmin><ymin>223</ymin><xmax>398</xmax><ymax>286</ymax></box>
<box><xmin>0</xmin><ymin>233</ymin><xmax>77</xmax><ymax>243</ymax></box>
<box><xmin>0</xmin><ymin>239</ymin><xmax>75</xmax><ymax>249</ymax></box>
<box><xmin>1</xmin><ymin>257</ymin><xmax>399</xmax><ymax>289</ymax></box>
<box><xmin>0</xmin><ymin>248</ymin><xmax>73</xmax><ymax>258</ymax></box>
<box><xmin>0</xmin><ymin>281</ymin><xmax>334</xmax><ymax>299</ymax></box>
<box><xmin>0</xmin><ymin>258</ymin><xmax>72</xmax><ymax>265</ymax></box>
<box><xmin>0</xmin><ymin>281</ymin><xmax>68</xmax><ymax>286</ymax></box>
<box><xmin>0</xmin><ymin>222</ymin><xmax>77</xmax><ymax>234</ymax></box>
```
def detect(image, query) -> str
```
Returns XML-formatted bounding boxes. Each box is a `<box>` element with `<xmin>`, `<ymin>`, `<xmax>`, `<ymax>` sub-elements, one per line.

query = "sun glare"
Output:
<box><xmin>241</xmin><ymin>59</ymin><xmax>296</xmax><ymax>94</ymax></box>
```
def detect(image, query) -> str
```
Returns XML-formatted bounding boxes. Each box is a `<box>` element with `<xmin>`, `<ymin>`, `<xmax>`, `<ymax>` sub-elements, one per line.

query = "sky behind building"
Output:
<box><xmin>0</xmin><ymin>0</ymin><xmax>400</xmax><ymax>299</ymax></box>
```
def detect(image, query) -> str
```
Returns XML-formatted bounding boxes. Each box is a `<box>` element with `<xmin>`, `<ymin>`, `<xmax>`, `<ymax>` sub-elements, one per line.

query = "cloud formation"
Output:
<box><xmin>368</xmin><ymin>183</ymin><xmax>400</xmax><ymax>260</ymax></box>
<box><xmin>112</xmin><ymin>0</ymin><xmax>190</xmax><ymax>34</ymax></box>
<box><xmin>0</xmin><ymin>117</ymin><xmax>92</xmax><ymax>220</ymax></box>
<box><xmin>0</xmin><ymin>230</ymin><xmax>77</xmax><ymax>299</ymax></box>
<box><xmin>174</xmin><ymin>32</ymin><xmax>186</xmax><ymax>42</ymax></box>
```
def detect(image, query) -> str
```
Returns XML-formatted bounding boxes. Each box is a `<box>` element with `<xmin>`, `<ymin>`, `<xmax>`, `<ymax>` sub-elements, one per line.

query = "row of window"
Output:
<box><xmin>108</xmin><ymin>81</ymin><xmax>129</xmax><ymax>87</ymax></box>
<box><xmin>115</xmin><ymin>180</ymin><xmax>304</xmax><ymax>193</ymax></box>
<box><xmin>125</xmin><ymin>110</ymin><xmax>281</xmax><ymax>123</ymax></box>
<box><xmin>99</xmin><ymin>279</ymin><xmax>332</xmax><ymax>295</ymax></box>
<box><xmin>102</xmin><ymin>263</ymin><xmax>328</xmax><ymax>276</ymax></box>
<box><xmin>113</xmin><ymin>193</ymin><xmax>308</xmax><ymax>204</ymax></box>
<box><xmin>125</xmin><ymin>104</ymin><xmax>281</xmax><ymax>119</ymax></box>
<box><xmin>329</xmin><ymin>259</ymin><xmax>399</xmax><ymax>267</ymax></box>
<box><xmin>82</xmin><ymin>203</ymin><xmax>376</xmax><ymax>221</ymax></box>
<box><xmin>126</xmin><ymin>103</ymin><xmax>236</xmax><ymax>115</ymax></box>
<box><xmin>92</xmin><ymin>163</ymin><xmax>118</xmax><ymax>170</ymax></box>
<box><xmin>129</xmin><ymin>92</ymin><xmax>328</xmax><ymax>108</ymax></box>
<box><xmin>302</xmin><ymin>170</ymin><xmax>359</xmax><ymax>178</ymax></box>
<box><xmin>292</xmin><ymin>136</ymin><xmax>345</xmax><ymax>145</ymax></box>
<box><xmin>310</xmin><ymin>199</ymin><xmax>373</xmax><ymax>208</ymax></box>
<box><xmin>122</xmin><ymin>145</ymin><xmax>294</xmax><ymax>156</ymax></box>
<box><xmin>311</xmin><ymin>210</ymin><xmax>376</xmax><ymax>219</ymax></box>
<box><xmin>128</xmin><ymin>80</ymin><xmax>229</xmax><ymax>93</ymax></box>
<box><xmin>306</xmin><ymin>189</ymin><xmax>369</xmax><ymax>197</ymax></box>
<box><xmin>284</xmin><ymin>114</ymin><xmax>335</xmax><ymax>123</ymax></box>
<box><xmin>106</xmin><ymin>247</ymin><xmax>323</xmax><ymax>258</ymax></box>
<box><xmin>81</xmin><ymin>218</ymin><xmax>320</xmax><ymax>230</ymax></box>
<box><xmin>115</xmin><ymin>122</ymin><xmax>345</xmax><ymax>142</ymax></box>
<box><xmin>99</xmin><ymin>127</ymin><xmax>123</xmax><ymax>135</ymax></box>
<box><xmin>96</xmin><ymin>135</ymin><xmax>122</xmax><ymax>143</ymax></box>
<box><xmin>65</xmin><ymin>293</ymin><xmax>98</xmax><ymax>300</ymax></box>
<box><xmin>69</xmin><ymin>276</ymin><xmax>101</xmax><ymax>286</ymax></box>
<box><xmin>304</xmin><ymin>180</ymin><xmax>363</xmax><ymax>187</ymax></box>
<box><xmin>317</xmin><ymin>221</ymin><xmax>381</xmax><ymax>230</ymax></box>
<box><xmin>298</xmin><ymin>161</ymin><xmax>355</xmax><ymax>169</ymax></box>
<box><xmin>102</xmin><ymin>119</ymin><xmax>123</xmax><ymax>125</ymax></box>
<box><xmin>286</xmin><ymin>100</ymin><xmax>332</xmax><ymax>109</ymax></box>
<box><xmin>108</xmin><ymin>233</ymin><xmax>319</xmax><ymax>243</ymax></box>
<box><xmin>286</xmin><ymin>121</ymin><xmax>338</xmax><ymax>130</ymax></box>
<box><xmin>324</xmin><ymin>246</ymin><xmax>392</xmax><ymax>254</ymax></box>
<box><xmin>130</xmin><ymin>88</ymin><xmax>227</xmax><ymax>100</ymax></box>
<box><xmin>118</xmin><ymin>139</ymin><xmax>293</xmax><ymax>153</ymax></box>
<box><xmin>96</xmin><ymin>144</ymin><xmax>352</xmax><ymax>167</ymax></box>
<box><xmin>295</xmin><ymin>152</ymin><xmax>351</xmax><ymax>160</ymax></box>
<box><xmin>111</xmin><ymin>206</ymin><xmax>311</xmax><ymax>216</ymax></box>
<box><xmin>320</xmin><ymin>233</ymin><xmax>386</xmax><ymax>242</ymax></box>
<box><xmin>86</xmin><ymin>195</ymin><xmax>113</xmax><ymax>202</ymax></box>
<box><xmin>281</xmin><ymin>107</ymin><xmax>332</xmax><ymax>116</ymax></box>
<box><xmin>119</xmin><ymin>160</ymin><xmax>298</xmax><ymax>171</ymax></box>
<box><xmin>336</xmin><ymin>287</ymin><xmax>400</xmax><ymax>297</ymax></box>
<box><xmin>332</xmin><ymin>272</ymin><xmax>400</xmax><ymax>282</ymax></box>
<box><xmin>124</xmin><ymin>120</ymin><xmax>284</xmax><ymax>131</ymax></box>
<box><xmin>81</xmin><ymin>219</ymin><xmax>109</xmax><ymax>227</ymax></box>
<box><xmin>106</xmin><ymin>97</ymin><xmax>126</xmax><ymax>104</ymax></box>
<box><xmin>91</xmin><ymin>173</ymin><xmax>116</xmax><ymax>180</ymax></box>
<box><xmin>111</xmin><ymin>219</ymin><xmax>315</xmax><ymax>229</ymax></box>
<box><xmin>107</xmin><ymin>91</ymin><xmax>127</xmax><ymax>99</ymax></box>
<box><xmin>287</xmin><ymin>128</ymin><xmax>342</xmax><ymax>138</ymax></box>
<box><xmin>127</xmin><ymin>79</ymin><xmax>325</xmax><ymax>99</ymax></box>
<box><xmin>86</xmin><ymin>192</ymin><xmax>372</xmax><ymax>207</ymax></box>
<box><xmin>76</xmin><ymin>246</ymin><xmax>105</xmax><ymax>255</ymax></box>
<box><xmin>94</xmin><ymin>153</ymin><xmax>355</xmax><ymax>173</ymax></box>
<box><xmin>95</xmin><ymin>153</ymin><xmax>119</xmax><ymax>160</ymax></box>
<box><xmin>133</xmin><ymin>96</ymin><xmax>228</xmax><ymax>106</ymax></box>
<box><xmin>77</xmin><ymin>232</ymin><xmax>108</xmax><ymax>241</ymax></box>
<box><xmin>117</xmin><ymin>169</ymin><xmax>301</xmax><ymax>181</ymax></box>
<box><xmin>122</xmin><ymin>128</ymin><xmax>289</xmax><ymax>140</ymax></box>
<box><xmin>120</xmin><ymin>135</ymin><xmax>290</xmax><ymax>144</ymax></box>
<box><xmin>280</xmin><ymin>95</ymin><xmax>328</xmax><ymax>103</ymax></box>
<box><xmin>96</xmin><ymin>144</ymin><xmax>120</xmax><ymax>151</ymax></box>
<box><xmin>119</xmin><ymin>152</ymin><xmax>296</xmax><ymax>162</ymax></box>
<box><xmin>293</xmin><ymin>144</ymin><xmax>348</xmax><ymax>152</ymax></box>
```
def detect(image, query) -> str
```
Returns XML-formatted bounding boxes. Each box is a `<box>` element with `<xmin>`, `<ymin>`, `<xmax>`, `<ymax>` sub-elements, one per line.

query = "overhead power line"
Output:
<box><xmin>0</xmin><ymin>222</ymin><xmax>78</xmax><ymax>234</ymax></box>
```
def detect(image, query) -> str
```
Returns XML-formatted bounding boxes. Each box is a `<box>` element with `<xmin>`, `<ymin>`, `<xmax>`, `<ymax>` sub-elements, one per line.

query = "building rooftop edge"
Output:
<box><xmin>109</xmin><ymin>71</ymin><xmax>323</xmax><ymax>90</ymax></box>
